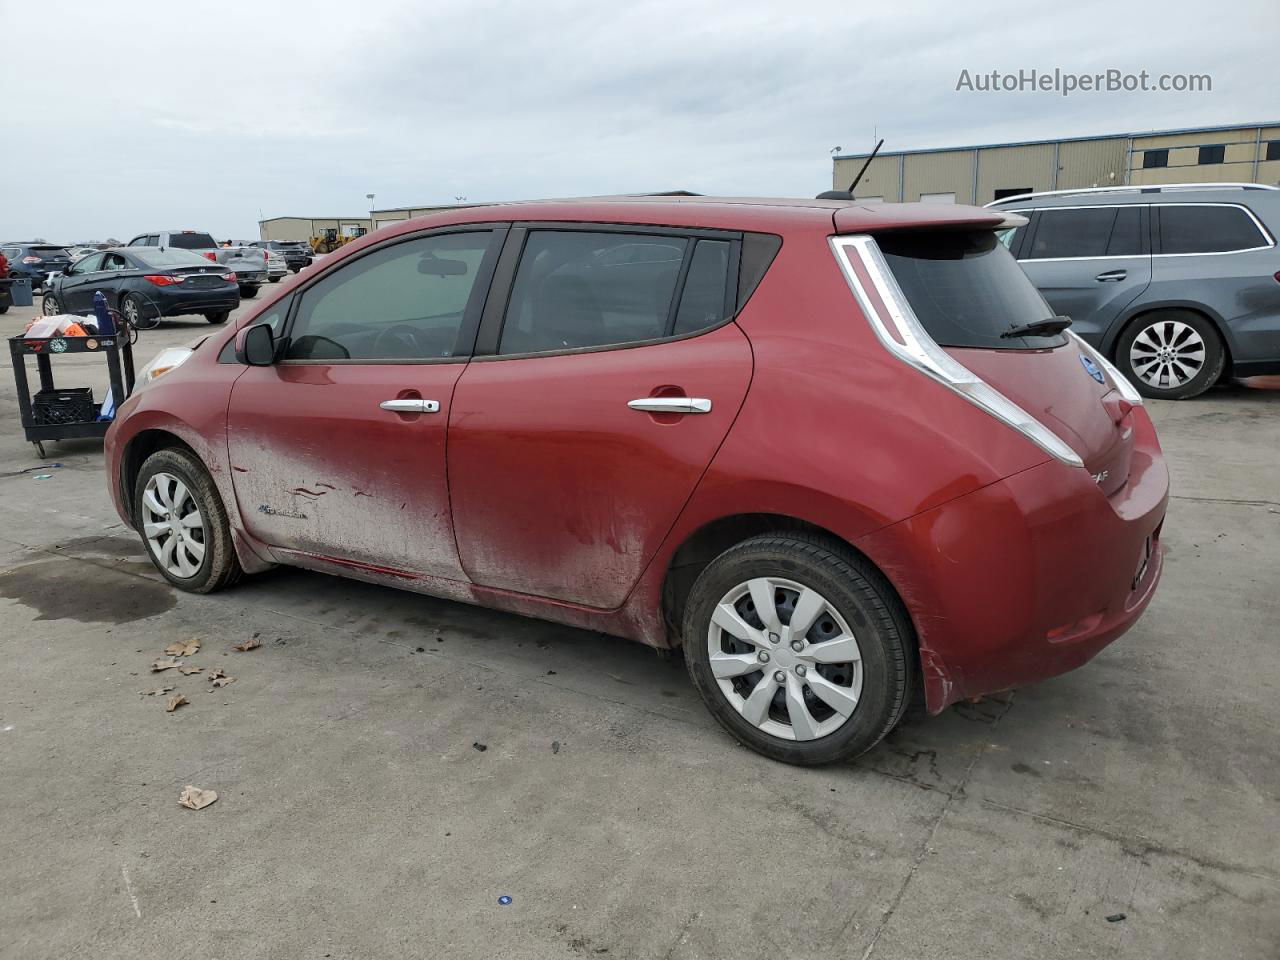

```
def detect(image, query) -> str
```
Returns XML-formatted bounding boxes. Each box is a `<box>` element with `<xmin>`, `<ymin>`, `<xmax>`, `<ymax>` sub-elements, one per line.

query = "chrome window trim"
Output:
<box><xmin>828</xmin><ymin>235</ymin><xmax>1084</xmax><ymax>468</ymax></box>
<box><xmin>1009</xmin><ymin>201</ymin><xmax>1273</xmax><ymax>261</ymax></box>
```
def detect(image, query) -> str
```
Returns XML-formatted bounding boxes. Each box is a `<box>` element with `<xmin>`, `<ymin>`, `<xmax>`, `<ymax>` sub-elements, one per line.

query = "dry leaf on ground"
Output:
<box><xmin>231</xmin><ymin>637</ymin><xmax>261</xmax><ymax>653</ymax></box>
<box><xmin>151</xmin><ymin>657</ymin><xmax>179</xmax><ymax>672</ymax></box>
<box><xmin>165</xmin><ymin>694</ymin><xmax>189</xmax><ymax>713</ymax></box>
<box><xmin>178</xmin><ymin>785</ymin><xmax>217</xmax><ymax>810</ymax></box>
<box><xmin>164</xmin><ymin>640</ymin><xmax>201</xmax><ymax>657</ymax></box>
<box><xmin>210</xmin><ymin>675</ymin><xmax>236</xmax><ymax>688</ymax></box>
<box><xmin>208</xmin><ymin>668</ymin><xmax>226</xmax><ymax>680</ymax></box>
<box><xmin>177</xmin><ymin>666</ymin><xmax>203</xmax><ymax>675</ymax></box>
<box><xmin>142</xmin><ymin>686</ymin><xmax>175</xmax><ymax>697</ymax></box>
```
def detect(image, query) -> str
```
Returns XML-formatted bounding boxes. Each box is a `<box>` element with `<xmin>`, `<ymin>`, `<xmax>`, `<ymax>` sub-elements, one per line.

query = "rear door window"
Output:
<box><xmin>498</xmin><ymin>231</ymin><xmax>688</xmax><ymax>354</ymax></box>
<box><xmin>1157</xmin><ymin>205</ymin><xmax>1268</xmax><ymax>254</ymax></box>
<box><xmin>673</xmin><ymin>240</ymin><xmax>732</xmax><ymax>336</ymax></box>
<box><xmin>876</xmin><ymin>230</ymin><xmax>1061</xmax><ymax>349</ymax></box>
<box><xmin>1105</xmin><ymin>206</ymin><xmax>1144</xmax><ymax>256</ymax></box>
<box><xmin>1025</xmin><ymin>207</ymin><xmax>1119</xmax><ymax>259</ymax></box>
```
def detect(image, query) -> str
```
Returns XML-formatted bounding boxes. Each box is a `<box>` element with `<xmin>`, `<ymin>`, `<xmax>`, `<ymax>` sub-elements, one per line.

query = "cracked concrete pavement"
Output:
<box><xmin>1</xmin><ymin>299</ymin><xmax>1277</xmax><ymax>958</ymax></box>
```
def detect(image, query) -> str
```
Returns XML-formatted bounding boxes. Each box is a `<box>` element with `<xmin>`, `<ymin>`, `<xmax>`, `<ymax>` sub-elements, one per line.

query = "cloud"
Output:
<box><xmin>0</xmin><ymin>0</ymin><xmax>1275</xmax><ymax>240</ymax></box>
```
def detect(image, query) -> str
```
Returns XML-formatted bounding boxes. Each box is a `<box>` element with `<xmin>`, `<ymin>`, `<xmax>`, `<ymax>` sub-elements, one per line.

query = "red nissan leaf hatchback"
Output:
<box><xmin>105</xmin><ymin>198</ymin><xmax>1168</xmax><ymax>765</ymax></box>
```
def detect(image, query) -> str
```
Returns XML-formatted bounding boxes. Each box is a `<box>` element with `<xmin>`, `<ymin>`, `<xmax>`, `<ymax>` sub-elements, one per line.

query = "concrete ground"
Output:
<box><xmin>1</xmin><ymin>290</ymin><xmax>1277</xmax><ymax>959</ymax></box>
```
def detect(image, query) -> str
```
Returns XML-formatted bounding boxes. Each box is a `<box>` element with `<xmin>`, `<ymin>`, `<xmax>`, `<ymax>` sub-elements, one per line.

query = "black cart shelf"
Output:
<box><xmin>8</xmin><ymin>332</ymin><xmax>135</xmax><ymax>458</ymax></box>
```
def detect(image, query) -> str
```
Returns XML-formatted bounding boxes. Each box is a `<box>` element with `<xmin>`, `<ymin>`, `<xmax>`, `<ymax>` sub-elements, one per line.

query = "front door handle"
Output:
<box><xmin>1095</xmin><ymin>270</ymin><xmax>1127</xmax><ymax>282</ymax></box>
<box><xmin>379</xmin><ymin>399</ymin><xmax>440</xmax><ymax>413</ymax></box>
<box><xmin>627</xmin><ymin>397</ymin><xmax>712</xmax><ymax>414</ymax></box>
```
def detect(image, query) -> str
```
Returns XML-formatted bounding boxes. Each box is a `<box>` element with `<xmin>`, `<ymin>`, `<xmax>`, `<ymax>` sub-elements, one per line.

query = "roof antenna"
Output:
<box><xmin>817</xmin><ymin>138</ymin><xmax>884</xmax><ymax>200</ymax></box>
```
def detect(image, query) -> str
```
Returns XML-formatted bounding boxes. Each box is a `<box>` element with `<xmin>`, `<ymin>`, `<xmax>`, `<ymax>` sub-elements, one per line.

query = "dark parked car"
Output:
<box><xmin>0</xmin><ymin>242</ymin><xmax>71</xmax><ymax>291</ymax></box>
<box><xmin>105</xmin><ymin>197</ymin><xmax>1167</xmax><ymax>766</ymax></box>
<box><xmin>251</xmin><ymin>240</ymin><xmax>313</xmax><ymax>272</ymax></box>
<box><xmin>989</xmin><ymin>183</ymin><xmax>1280</xmax><ymax>398</ymax></box>
<box><xmin>42</xmin><ymin>247</ymin><xmax>240</xmax><ymax>327</ymax></box>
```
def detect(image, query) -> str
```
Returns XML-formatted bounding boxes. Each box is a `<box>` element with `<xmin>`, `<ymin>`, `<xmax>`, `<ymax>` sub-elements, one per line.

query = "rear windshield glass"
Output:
<box><xmin>166</xmin><ymin>232</ymin><xmax>216</xmax><ymax>249</ymax></box>
<box><xmin>876</xmin><ymin>230</ymin><xmax>1063</xmax><ymax>349</ymax></box>
<box><xmin>29</xmin><ymin>246</ymin><xmax>69</xmax><ymax>258</ymax></box>
<box><xmin>131</xmin><ymin>248</ymin><xmax>215</xmax><ymax>268</ymax></box>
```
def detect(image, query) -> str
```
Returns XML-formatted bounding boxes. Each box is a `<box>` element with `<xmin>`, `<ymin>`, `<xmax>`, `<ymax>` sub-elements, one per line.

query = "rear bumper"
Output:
<box><xmin>857</xmin><ymin>409</ymin><xmax>1169</xmax><ymax>712</ymax></box>
<box><xmin>144</xmin><ymin>284</ymin><xmax>241</xmax><ymax>317</ymax></box>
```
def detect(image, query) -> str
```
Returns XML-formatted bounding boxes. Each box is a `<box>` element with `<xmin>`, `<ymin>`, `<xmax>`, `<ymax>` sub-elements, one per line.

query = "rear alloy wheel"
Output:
<box><xmin>134</xmin><ymin>448</ymin><xmax>241</xmax><ymax>593</ymax></box>
<box><xmin>683</xmin><ymin>533</ymin><xmax>912</xmax><ymax>766</ymax></box>
<box><xmin>1116</xmin><ymin>311</ymin><xmax>1224</xmax><ymax>400</ymax></box>
<box><xmin>42</xmin><ymin>293</ymin><xmax>59</xmax><ymax>315</ymax></box>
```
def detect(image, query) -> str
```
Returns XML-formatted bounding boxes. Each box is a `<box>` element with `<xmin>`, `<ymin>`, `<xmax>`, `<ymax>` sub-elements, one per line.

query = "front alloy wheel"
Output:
<box><xmin>42</xmin><ymin>294</ymin><xmax>59</xmax><ymax>315</ymax></box>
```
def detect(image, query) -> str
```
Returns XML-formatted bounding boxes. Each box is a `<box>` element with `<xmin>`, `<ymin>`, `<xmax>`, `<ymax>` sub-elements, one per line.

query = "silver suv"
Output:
<box><xmin>989</xmin><ymin>183</ymin><xmax>1280</xmax><ymax>399</ymax></box>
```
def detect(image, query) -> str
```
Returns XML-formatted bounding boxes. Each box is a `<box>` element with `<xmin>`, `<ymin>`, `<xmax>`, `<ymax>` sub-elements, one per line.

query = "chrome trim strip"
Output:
<box><xmin>985</xmin><ymin>182</ymin><xmax>1278</xmax><ymax>207</ymax></box>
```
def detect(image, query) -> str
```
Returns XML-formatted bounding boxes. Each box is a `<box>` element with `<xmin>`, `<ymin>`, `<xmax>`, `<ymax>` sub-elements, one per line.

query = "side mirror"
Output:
<box><xmin>235</xmin><ymin>323</ymin><xmax>276</xmax><ymax>366</ymax></box>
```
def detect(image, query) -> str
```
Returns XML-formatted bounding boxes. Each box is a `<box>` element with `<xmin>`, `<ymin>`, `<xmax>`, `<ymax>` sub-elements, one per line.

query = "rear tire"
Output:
<box><xmin>268</xmin><ymin>276</ymin><xmax>281</xmax><ymax>283</ymax></box>
<box><xmin>134</xmin><ymin>448</ymin><xmax>242</xmax><ymax>593</ymax></box>
<box><xmin>205</xmin><ymin>311</ymin><xmax>230</xmax><ymax>324</ymax></box>
<box><xmin>1115</xmin><ymin>310</ymin><xmax>1225</xmax><ymax>400</ymax></box>
<box><xmin>239</xmin><ymin>284</ymin><xmax>260</xmax><ymax>298</ymax></box>
<box><xmin>683</xmin><ymin>532</ymin><xmax>913</xmax><ymax>766</ymax></box>
<box><xmin>121</xmin><ymin>293</ymin><xmax>160</xmax><ymax>330</ymax></box>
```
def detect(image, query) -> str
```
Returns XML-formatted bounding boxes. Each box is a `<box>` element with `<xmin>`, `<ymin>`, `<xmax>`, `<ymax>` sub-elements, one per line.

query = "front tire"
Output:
<box><xmin>42</xmin><ymin>293</ymin><xmax>59</xmax><ymax>315</ymax></box>
<box><xmin>683</xmin><ymin>532</ymin><xmax>913</xmax><ymax>766</ymax></box>
<box><xmin>239</xmin><ymin>284</ymin><xmax>260</xmax><ymax>298</ymax></box>
<box><xmin>205</xmin><ymin>311</ymin><xmax>230</xmax><ymax>324</ymax></box>
<box><xmin>1115</xmin><ymin>310</ymin><xmax>1225</xmax><ymax>400</ymax></box>
<box><xmin>134</xmin><ymin>448</ymin><xmax>242</xmax><ymax>593</ymax></box>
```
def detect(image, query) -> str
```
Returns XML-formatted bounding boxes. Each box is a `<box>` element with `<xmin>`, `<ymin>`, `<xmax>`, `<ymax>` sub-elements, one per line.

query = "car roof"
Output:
<box><xmin>353</xmin><ymin>196</ymin><xmax>1009</xmax><ymax>243</ymax></box>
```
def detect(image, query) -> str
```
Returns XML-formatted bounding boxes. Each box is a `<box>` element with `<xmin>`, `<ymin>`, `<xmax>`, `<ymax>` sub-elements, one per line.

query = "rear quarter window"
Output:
<box><xmin>876</xmin><ymin>230</ymin><xmax>1062</xmax><ymax>349</ymax></box>
<box><xmin>1158</xmin><ymin>205</ymin><xmax>1269</xmax><ymax>254</ymax></box>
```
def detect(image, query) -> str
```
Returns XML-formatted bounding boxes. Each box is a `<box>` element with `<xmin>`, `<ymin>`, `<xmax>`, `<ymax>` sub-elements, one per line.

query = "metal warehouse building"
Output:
<box><xmin>832</xmin><ymin>121</ymin><xmax>1280</xmax><ymax>206</ymax></box>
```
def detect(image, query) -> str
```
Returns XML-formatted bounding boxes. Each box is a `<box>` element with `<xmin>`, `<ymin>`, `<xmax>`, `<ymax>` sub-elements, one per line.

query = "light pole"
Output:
<box><xmin>366</xmin><ymin>193</ymin><xmax>375</xmax><ymax>232</ymax></box>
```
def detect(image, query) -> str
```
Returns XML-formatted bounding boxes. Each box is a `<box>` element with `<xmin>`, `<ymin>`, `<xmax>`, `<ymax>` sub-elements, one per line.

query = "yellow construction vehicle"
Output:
<box><xmin>309</xmin><ymin>226</ymin><xmax>369</xmax><ymax>255</ymax></box>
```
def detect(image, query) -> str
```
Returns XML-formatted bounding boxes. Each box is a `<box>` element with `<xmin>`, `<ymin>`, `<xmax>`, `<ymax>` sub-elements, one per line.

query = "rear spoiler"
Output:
<box><xmin>832</xmin><ymin>204</ymin><xmax>1026</xmax><ymax>235</ymax></box>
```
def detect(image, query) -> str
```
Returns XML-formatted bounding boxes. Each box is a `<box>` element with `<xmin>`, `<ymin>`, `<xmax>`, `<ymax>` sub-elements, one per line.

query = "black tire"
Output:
<box><xmin>268</xmin><ymin>276</ymin><xmax>281</xmax><ymax>283</ymax></box>
<box><xmin>205</xmin><ymin>311</ymin><xmax>230</xmax><ymax>324</ymax></box>
<box><xmin>41</xmin><ymin>293</ymin><xmax>59</xmax><ymax>316</ymax></box>
<box><xmin>121</xmin><ymin>292</ymin><xmax>160</xmax><ymax>330</ymax></box>
<box><xmin>239</xmin><ymin>284</ymin><xmax>260</xmax><ymax>298</ymax></box>
<box><xmin>1115</xmin><ymin>310</ymin><xmax>1225</xmax><ymax>400</ymax></box>
<box><xmin>682</xmin><ymin>532</ymin><xmax>913</xmax><ymax>766</ymax></box>
<box><xmin>134</xmin><ymin>447</ymin><xmax>242</xmax><ymax>593</ymax></box>
<box><xmin>0</xmin><ymin>303</ymin><xmax>9</xmax><ymax>314</ymax></box>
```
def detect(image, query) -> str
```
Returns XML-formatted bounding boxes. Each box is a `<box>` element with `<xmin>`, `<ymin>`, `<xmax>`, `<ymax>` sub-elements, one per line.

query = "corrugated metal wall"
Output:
<box><xmin>834</xmin><ymin>124</ymin><xmax>1280</xmax><ymax>205</ymax></box>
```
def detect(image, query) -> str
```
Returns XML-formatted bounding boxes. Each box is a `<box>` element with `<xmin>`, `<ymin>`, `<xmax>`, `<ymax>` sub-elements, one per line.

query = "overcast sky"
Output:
<box><xmin>2</xmin><ymin>0</ymin><xmax>1276</xmax><ymax>241</ymax></box>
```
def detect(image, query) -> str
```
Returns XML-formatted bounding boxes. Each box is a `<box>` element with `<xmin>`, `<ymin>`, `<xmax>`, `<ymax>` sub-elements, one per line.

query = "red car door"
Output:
<box><xmin>226</xmin><ymin>228</ymin><xmax>504</xmax><ymax>579</ymax></box>
<box><xmin>448</xmin><ymin>228</ymin><xmax>753</xmax><ymax>609</ymax></box>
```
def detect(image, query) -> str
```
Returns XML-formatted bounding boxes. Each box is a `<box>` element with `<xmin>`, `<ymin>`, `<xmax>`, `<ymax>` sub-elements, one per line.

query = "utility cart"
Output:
<box><xmin>8</xmin><ymin>330</ymin><xmax>135</xmax><ymax>458</ymax></box>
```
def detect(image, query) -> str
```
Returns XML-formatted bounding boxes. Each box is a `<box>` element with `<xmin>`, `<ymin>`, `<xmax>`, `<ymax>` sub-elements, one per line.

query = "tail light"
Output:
<box><xmin>203</xmin><ymin>252</ymin><xmax>218</xmax><ymax>262</ymax></box>
<box><xmin>144</xmin><ymin>275</ymin><xmax>182</xmax><ymax>286</ymax></box>
<box><xmin>222</xmin><ymin>272</ymin><xmax>237</xmax><ymax>282</ymax></box>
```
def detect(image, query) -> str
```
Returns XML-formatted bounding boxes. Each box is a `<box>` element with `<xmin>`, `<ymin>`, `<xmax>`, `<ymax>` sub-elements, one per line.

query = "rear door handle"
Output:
<box><xmin>1095</xmin><ymin>270</ymin><xmax>1127</xmax><ymax>282</ymax></box>
<box><xmin>379</xmin><ymin>399</ymin><xmax>440</xmax><ymax>413</ymax></box>
<box><xmin>627</xmin><ymin>397</ymin><xmax>712</xmax><ymax>414</ymax></box>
